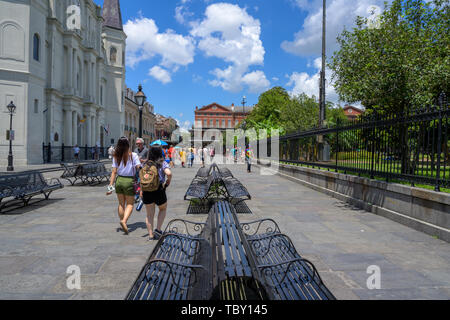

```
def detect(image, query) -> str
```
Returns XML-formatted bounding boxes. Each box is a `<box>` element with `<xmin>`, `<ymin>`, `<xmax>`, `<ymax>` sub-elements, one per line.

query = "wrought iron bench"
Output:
<box><xmin>184</xmin><ymin>174</ymin><xmax>216</xmax><ymax>201</ymax></box>
<box><xmin>207</xmin><ymin>200</ymin><xmax>269</xmax><ymax>300</ymax></box>
<box><xmin>60</xmin><ymin>163</ymin><xmax>82</xmax><ymax>185</ymax></box>
<box><xmin>0</xmin><ymin>171</ymin><xmax>63</xmax><ymax>213</ymax></box>
<box><xmin>78</xmin><ymin>163</ymin><xmax>111</xmax><ymax>185</ymax></box>
<box><xmin>126</xmin><ymin>219</ymin><xmax>207</xmax><ymax>300</ymax></box>
<box><xmin>240</xmin><ymin>220</ymin><xmax>335</xmax><ymax>300</ymax></box>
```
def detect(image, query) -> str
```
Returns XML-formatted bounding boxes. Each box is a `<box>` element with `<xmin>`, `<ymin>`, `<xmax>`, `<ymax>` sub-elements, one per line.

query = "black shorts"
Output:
<box><xmin>142</xmin><ymin>185</ymin><xmax>167</xmax><ymax>206</ymax></box>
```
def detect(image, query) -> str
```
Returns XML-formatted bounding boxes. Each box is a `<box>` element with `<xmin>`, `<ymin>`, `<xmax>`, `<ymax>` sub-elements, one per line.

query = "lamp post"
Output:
<box><xmin>6</xmin><ymin>101</ymin><xmax>16</xmax><ymax>171</ymax></box>
<box><xmin>134</xmin><ymin>84</ymin><xmax>146</xmax><ymax>139</ymax></box>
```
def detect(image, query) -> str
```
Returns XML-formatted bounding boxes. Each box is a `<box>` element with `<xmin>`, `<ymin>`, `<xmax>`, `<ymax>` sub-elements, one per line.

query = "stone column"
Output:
<box><xmin>64</xmin><ymin>109</ymin><xmax>72</xmax><ymax>145</ymax></box>
<box><xmin>91</xmin><ymin>115</ymin><xmax>96</xmax><ymax>146</ymax></box>
<box><xmin>72</xmin><ymin>49</ymin><xmax>77</xmax><ymax>94</ymax></box>
<box><xmin>68</xmin><ymin>48</ymin><xmax>73</xmax><ymax>90</ymax></box>
<box><xmin>86</xmin><ymin>115</ymin><xmax>91</xmax><ymax>147</ymax></box>
<box><xmin>72</xmin><ymin>111</ymin><xmax>77</xmax><ymax>146</ymax></box>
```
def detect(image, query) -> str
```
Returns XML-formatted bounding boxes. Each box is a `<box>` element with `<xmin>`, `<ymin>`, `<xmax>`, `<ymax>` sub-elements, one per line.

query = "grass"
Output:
<box><xmin>279</xmin><ymin>161</ymin><xmax>450</xmax><ymax>193</ymax></box>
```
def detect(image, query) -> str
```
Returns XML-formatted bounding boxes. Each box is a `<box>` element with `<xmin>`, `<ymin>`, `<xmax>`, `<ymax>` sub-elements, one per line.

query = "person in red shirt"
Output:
<box><xmin>168</xmin><ymin>145</ymin><xmax>175</xmax><ymax>168</ymax></box>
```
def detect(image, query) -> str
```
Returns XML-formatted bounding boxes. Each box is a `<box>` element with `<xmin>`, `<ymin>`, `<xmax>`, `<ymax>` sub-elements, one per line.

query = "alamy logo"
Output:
<box><xmin>366</xmin><ymin>265</ymin><xmax>381</xmax><ymax>290</ymax></box>
<box><xmin>66</xmin><ymin>5</ymin><xmax>81</xmax><ymax>31</ymax></box>
<box><xmin>66</xmin><ymin>265</ymin><xmax>81</xmax><ymax>290</ymax></box>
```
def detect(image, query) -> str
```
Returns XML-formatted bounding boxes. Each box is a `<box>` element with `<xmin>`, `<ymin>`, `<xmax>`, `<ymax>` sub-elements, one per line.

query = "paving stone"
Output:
<box><xmin>0</xmin><ymin>163</ymin><xmax>448</xmax><ymax>299</ymax></box>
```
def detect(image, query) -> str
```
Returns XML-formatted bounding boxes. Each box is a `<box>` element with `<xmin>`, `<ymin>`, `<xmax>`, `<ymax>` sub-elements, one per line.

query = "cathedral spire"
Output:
<box><xmin>102</xmin><ymin>0</ymin><xmax>123</xmax><ymax>30</ymax></box>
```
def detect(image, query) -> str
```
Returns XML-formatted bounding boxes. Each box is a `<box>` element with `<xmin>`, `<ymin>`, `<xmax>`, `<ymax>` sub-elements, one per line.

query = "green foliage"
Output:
<box><xmin>246</xmin><ymin>86</ymin><xmax>290</xmax><ymax>131</ymax></box>
<box><xmin>329</xmin><ymin>0</ymin><xmax>449</xmax><ymax>113</ymax></box>
<box><xmin>280</xmin><ymin>93</ymin><xmax>319</xmax><ymax>133</ymax></box>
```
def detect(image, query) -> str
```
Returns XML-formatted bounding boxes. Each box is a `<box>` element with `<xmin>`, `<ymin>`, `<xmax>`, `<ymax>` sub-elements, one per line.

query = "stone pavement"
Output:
<box><xmin>0</xmin><ymin>164</ymin><xmax>448</xmax><ymax>299</ymax></box>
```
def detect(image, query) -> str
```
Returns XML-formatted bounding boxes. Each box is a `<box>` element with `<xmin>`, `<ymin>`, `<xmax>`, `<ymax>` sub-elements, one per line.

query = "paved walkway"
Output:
<box><xmin>0</xmin><ymin>164</ymin><xmax>448</xmax><ymax>299</ymax></box>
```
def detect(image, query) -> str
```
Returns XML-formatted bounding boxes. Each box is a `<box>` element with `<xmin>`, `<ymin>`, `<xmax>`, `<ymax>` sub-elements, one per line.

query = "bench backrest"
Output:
<box><xmin>0</xmin><ymin>171</ymin><xmax>47</xmax><ymax>192</ymax></box>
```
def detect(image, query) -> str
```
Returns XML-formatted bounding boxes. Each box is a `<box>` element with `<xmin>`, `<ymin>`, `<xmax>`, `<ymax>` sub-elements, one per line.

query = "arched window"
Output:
<box><xmin>33</xmin><ymin>33</ymin><xmax>40</xmax><ymax>61</ymax></box>
<box><xmin>110</xmin><ymin>46</ymin><xmax>117</xmax><ymax>63</ymax></box>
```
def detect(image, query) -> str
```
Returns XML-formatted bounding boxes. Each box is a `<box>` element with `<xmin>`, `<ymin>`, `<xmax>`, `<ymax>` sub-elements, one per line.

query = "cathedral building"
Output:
<box><xmin>0</xmin><ymin>0</ymin><xmax>126</xmax><ymax>165</ymax></box>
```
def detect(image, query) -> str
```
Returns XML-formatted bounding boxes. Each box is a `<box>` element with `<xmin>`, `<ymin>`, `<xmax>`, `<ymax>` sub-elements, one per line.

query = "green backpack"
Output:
<box><xmin>139</xmin><ymin>161</ymin><xmax>160</xmax><ymax>192</ymax></box>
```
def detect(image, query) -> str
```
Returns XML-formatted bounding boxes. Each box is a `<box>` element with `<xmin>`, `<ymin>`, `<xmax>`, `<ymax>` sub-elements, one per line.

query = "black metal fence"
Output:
<box><xmin>42</xmin><ymin>143</ymin><xmax>109</xmax><ymax>163</ymax></box>
<box><xmin>257</xmin><ymin>97</ymin><xmax>449</xmax><ymax>191</ymax></box>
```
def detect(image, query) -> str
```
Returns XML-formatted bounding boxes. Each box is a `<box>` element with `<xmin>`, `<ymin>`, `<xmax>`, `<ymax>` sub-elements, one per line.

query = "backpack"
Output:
<box><xmin>139</xmin><ymin>161</ymin><xmax>160</xmax><ymax>192</ymax></box>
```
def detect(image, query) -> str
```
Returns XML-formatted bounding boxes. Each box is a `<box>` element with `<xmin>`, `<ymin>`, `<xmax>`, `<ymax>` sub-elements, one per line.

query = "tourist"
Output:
<box><xmin>73</xmin><ymin>144</ymin><xmax>80</xmax><ymax>162</ymax></box>
<box><xmin>141</xmin><ymin>145</ymin><xmax>172</xmax><ymax>240</ymax></box>
<box><xmin>134</xmin><ymin>138</ymin><xmax>149</xmax><ymax>164</ymax></box>
<box><xmin>210</xmin><ymin>147</ymin><xmax>215</xmax><ymax>162</ymax></box>
<box><xmin>108</xmin><ymin>145</ymin><xmax>115</xmax><ymax>160</ymax></box>
<box><xmin>245</xmin><ymin>145</ymin><xmax>253</xmax><ymax>173</ymax></box>
<box><xmin>200</xmin><ymin>147</ymin><xmax>205</xmax><ymax>167</ymax></box>
<box><xmin>188</xmin><ymin>147</ymin><xmax>195</xmax><ymax>168</ymax></box>
<box><xmin>180</xmin><ymin>148</ymin><xmax>186</xmax><ymax>168</ymax></box>
<box><xmin>106</xmin><ymin>137</ymin><xmax>141</xmax><ymax>234</ymax></box>
<box><xmin>168</xmin><ymin>144</ymin><xmax>175</xmax><ymax>168</ymax></box>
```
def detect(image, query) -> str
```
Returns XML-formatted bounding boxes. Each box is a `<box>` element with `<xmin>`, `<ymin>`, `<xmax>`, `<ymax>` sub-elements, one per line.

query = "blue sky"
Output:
<box><xmin>94</xmin><ymin>0</ymin><xmax>389</xmax><ymax>131</ymax></box>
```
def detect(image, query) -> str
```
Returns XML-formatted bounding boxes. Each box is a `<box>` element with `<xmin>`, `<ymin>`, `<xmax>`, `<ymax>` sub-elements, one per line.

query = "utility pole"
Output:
<box><xmin>318</xmin><ymin>0</ymin><xmax>330</xmax><ymax>161</ymax></box>
<box><xmin>319</xmin><ymin>0</ymin><xmax>326</xmax><ymax>127</ymax></box>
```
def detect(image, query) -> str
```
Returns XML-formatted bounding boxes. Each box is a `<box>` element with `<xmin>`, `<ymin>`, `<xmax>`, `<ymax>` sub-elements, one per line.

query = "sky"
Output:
<box><xmin>93</xmin><ymin>0</ymin><xmax>390</xmax><ymax>131</ymax></box>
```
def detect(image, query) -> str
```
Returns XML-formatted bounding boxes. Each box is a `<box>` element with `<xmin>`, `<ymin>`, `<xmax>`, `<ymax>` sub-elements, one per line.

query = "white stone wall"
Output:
<box><xmin>0</xmin><ymin>0</ymin><xmax>126</xmax><ymax>165</ymax></box>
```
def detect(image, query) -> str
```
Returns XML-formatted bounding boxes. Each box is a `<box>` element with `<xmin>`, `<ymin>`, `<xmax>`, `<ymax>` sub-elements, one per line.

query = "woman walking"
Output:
<box><xmin>141</xmin><ymin>146</ymin><xmax>172</xmax><ymax>240</ymax></box>
<box><xmin>106</xmin><ymin>137</ymin><xmax>141</xmax><ymax>234</ymax></box>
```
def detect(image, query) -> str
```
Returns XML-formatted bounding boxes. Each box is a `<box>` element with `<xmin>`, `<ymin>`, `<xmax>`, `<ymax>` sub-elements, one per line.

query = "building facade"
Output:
<box><xmin>343</xmin><ymin>105</ymin><xmax>364</xmax><ymax>121</ymax></box>
<box><xmin>190</xmin><ymin>102</ymin><xmax>253</xmax><ymax>146</ymax></box>
<box><xmin>124</xmin><ymin>86</ymin><xmax>156</xmax><ymax>148</ymax></box>
<box><xmin>194</xmin><ymin>102</ymin><xmax>253</xmax><ymax>130</ymax></box>
<box><xmin>155</xmin><ymin>114</ymin><xmax>178</xmax><ymax>143</ymax></box>
<box><xmin>0</xmin><ymin>0</ymin><xmax>126</xmax><ymax>165</ymax></box>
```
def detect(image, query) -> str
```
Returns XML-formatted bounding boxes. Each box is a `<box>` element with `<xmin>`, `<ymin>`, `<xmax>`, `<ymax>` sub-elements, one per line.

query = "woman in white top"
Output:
<box><xmin>107</xmin><ymin>137</ymin><xmax>141</xmax><ymax>234</ymax></box>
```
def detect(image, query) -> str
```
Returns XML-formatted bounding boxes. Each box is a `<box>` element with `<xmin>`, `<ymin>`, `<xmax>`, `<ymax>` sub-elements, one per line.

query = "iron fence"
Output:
<box><xmin>42</xmin><ymin>143</ymin><xmax>109</xmax><ymax>163</ymax></box>
<box><xmin>257</xmin><ymin>95</ymin><xmax>449</xmax><ymax>191</ymax></box>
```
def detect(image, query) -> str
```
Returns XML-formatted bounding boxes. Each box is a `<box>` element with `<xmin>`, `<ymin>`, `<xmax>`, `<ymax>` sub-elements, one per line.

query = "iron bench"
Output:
<box><xmin>240</xmin><ymin>220</ymin><xmax>335</xmax><ymax>300</ymax></box>
<box><xmin>0</xmin><ymin>171</ymin><xmax>63</xmax><ymax>213</ymax></box>
<box><xmin>184</xmin><ymin>174</ymin><xmax>216</xmax><ymax>200</ymax></box>
<box><xmin>207</xmin><ymin>200</ymin><xmax>269</xmax><ymax>300</ymax></box>
<box><xmin>78</xmin><ymin>163</ymin><xmax>111</xmax><ymax>185</ymax></box>
<box><xmin>60</xmin><ymin>163</ymin><xmax>82</xmax><ymax>185</ymax></box>
<box><xmin>126</xmin><ymin>219</ymin><xmax>207</xmax><ymax>300</ymax></box>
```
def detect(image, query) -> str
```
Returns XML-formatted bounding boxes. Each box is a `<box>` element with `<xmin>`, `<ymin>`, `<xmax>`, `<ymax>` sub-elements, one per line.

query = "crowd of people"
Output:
<box><xmin>105</xmin><ymin>137</ymin><xmax>254</xmax><ymax>240</ymax></box>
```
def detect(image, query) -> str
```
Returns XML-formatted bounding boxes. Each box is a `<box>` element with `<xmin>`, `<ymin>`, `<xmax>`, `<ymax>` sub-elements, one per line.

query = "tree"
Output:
<box><xmin>280</xmin><ymin>93</ymin><xmax>319</xmax><ymax>133</ymax></box>
<box><xmin>329</xmin><ymin>0</ymin><xmax>449</xmax><ymax>113</ymax></box>
<box><xmin>246</xmin><ymin>86</ymin><xmax>290</xmax><ymax>129</ymax></box>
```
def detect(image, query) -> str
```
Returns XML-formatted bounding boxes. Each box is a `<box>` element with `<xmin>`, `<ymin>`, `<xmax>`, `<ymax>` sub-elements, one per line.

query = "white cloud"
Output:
<box><xmin>124</xmin><ymin>17</ymin><xmax>196</xmax><ymax>81</ymax></box>
<box><xmin>242</xmin><ymin>71</ymin><xmax>270</xmax><ymax>93</ymax></box>
<box><xmin>282</xmin><ymin>0</ymin><xmax>392</xmax><ymax>57</ymax></box>
<box><xmin>175</xmin><ymin>5</ymin><xmax>194</xmax><ymax>25</ymax></box>
<box><xmin>149</xmin><ymin>66</ymin><xmax>172</xmax><ymax>84</ymax></box>
<box><xmin>175</xmin><ymin>119</ymin><xmax>192</xmax><ymax>133</ymax></box>
<box><xmin>190</xmin><ymin>3</ymin><xmax>269</xmax><ymax>93</ymax></box>
<box><xmin>286</xmin><ymin>57</ymin><xmax>339</xmax><ymax>104</ymax></box>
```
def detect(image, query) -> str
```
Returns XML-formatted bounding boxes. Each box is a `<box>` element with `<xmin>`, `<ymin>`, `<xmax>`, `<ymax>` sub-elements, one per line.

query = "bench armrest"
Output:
<box><xmin>46</xmin><ymin>178</ymin><xmax>63</xmax><ymax>187</ymax></box>
<box><xmin>240</xmin><ymin>218</ymin><xmax>281</xmax><ymax>237</ymax></box>
<box><xmin>143</xmin><ymin>259</ymin><xmax>206</xmax><ymax>290</ymax></box>
<box><xmin>257</xmin><ymin>257</ymin><xmax>323</xmax><ymax>287</ymax></box>
<box><xmin>164</xmin><ymin>219</ymin><xmax>207</xmax><ymax>237</ymax></box>
<box><xmin>156</xmin><ymin>233</ymin><xmax>204</xmax><ymax>259</ymax></box>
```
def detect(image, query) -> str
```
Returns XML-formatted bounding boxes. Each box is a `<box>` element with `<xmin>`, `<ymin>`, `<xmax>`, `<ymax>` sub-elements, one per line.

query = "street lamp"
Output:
<box><xmin>134</xmin><ymin>84</ymin><xmax>146</xmax><ymax>138</ymax></box>
<box><xmin>6</xmin><ymin>101</ymin><xmax>16</xmax><ymax>171</ymax></box>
